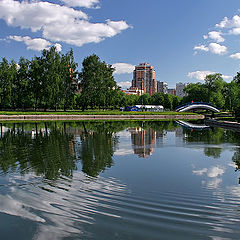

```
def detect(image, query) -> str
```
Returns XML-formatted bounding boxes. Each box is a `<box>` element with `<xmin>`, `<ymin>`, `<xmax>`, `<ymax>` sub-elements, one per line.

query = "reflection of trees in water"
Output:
<box><xmin>183</xmin><ymin>126</ymin><xmax>240</xmax><ymax>170</ymax></box>
<box><xmin>232</xmin><ymin>149</ymin><xmax>240</xmax><ymax>171</ymax></box>
<box><xmin>75</xmin><ymin>125</ymin><xmax>119</xmax><ymax>177</ymax></box>
<box><xmin>0</xmin><ymin>122</ymin><xmax>123</xmax><ymax>179</ymax></box>
<box><xmin>0</xmin><ymin>123</ymin><xmax>76</xmax><ymax>180</ymax></box>
<box><xmin>2</xmin><ymin>120</ymin><xmax>240</xmax><ymax>179</ymax></box>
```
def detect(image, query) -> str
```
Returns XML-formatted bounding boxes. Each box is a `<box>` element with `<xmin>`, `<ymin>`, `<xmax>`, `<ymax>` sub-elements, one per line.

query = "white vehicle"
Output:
<box><xmin>135</xmin><ymin>105</ymin><xmax>164</xmax><ymax>112</ymax></box>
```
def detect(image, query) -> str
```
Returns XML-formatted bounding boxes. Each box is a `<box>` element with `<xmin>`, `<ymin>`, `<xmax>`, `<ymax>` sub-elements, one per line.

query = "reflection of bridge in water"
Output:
<box><xmin>175</xmin><ymin>102</ymin><xmax>220</xmax><ymax>113</ymax></box>
<box><xmin>176</xmin><ymin>120</ymin><xmax>210</xmax><ymax>131</ymax></box>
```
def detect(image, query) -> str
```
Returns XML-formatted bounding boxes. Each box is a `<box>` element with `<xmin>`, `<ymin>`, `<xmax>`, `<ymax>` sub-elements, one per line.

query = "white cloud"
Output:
<box><xmin>188</xmin><ymin>70</ymin><xmax>232</xmax><ymax>81</ymax></box>
<box><xmin>188</xmin><ymin>71</ymin><xmax>216</xmax><ymax>80</ymax></box>
<box><xmin>229</xmin><ymin>27</ymin><xmax>240</xmax><ymax>35</ymax></box>
<box><xmin>222</xmin><ymin>75</ymin><xmax>233</xmax><ymax>80</ymax></box>
<box><xmin>209</xmin><ymin>43</ymin><xmax>227</xmax><ymax>55</ymax></box>
<box><xmin>230</xmin><ymin>52</ymin><xmax>240</xmax><ymax>59</ymax></box>
<box><xmin>203</xmin><ymin>35</ymin><xmax>208</xmax><ymax>40</ymax></box>
<box><xmin>112</xmin><ymin>63</ymin><xmax>135</xmax><ymax>74</ymax></box>
<box><xmin>0</xmin><ymin>0</ymin><xmax>131</xmax><ymax>47</ymax></box>
<box><xmin>61</xmin><ymin>0</ymin><xmax>100</xmax><ymax>8</ymax></box>
<box><xmin>216</xmin><ymin>15</ymin><xmax>240</xmax><ymax>29</ymax></box>
<box><xmin>117</xmin><ymin>81</ymin><xmax>132</xmax><ymax>89</ymax></box>
<box><xmin>8</xmin><ymin>35</ymin><xmax>62</xmax><ymax>51</ymax></box>
<box><xmin>208</xmin><ymin>31</ymin><xmax>225</xmax><ymax>43</ymax></box>
<box><xmin>54</xmin><ymin>43</ymin><xmax>62</xmax><ymax>52</ymax></box>
<box><xmin>194</xmin><ymin>43</ymin><xmax>227</xmax><ymax>55</ymax></box>
<box><xmin>194</xmin><ymin>44</ymin><xmax>209</xmax><ymax>52</ymax></box>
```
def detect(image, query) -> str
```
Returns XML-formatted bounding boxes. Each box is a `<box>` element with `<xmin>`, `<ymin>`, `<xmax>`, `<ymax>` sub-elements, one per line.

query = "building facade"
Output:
<box><xmin>131</xmin><ymin>63</ymin><xmax>157</xmax><ymax>96</ymax></box>
<box><xmin>167</xmin><ymin>88</ymin><xmax>176</xmax><ymax>96</ymax></box>
<box><xmin>157</xmin><ymin>81</ymin><xmax>168</xmax><ymax>94</ymax></box>
<box><xmin>176</xmin><ymin>82</ymin><xmax>189</xmax><ymax>98</ymax></box>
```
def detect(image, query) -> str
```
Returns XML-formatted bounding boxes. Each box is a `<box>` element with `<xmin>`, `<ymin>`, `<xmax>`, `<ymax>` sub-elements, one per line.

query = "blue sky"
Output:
<box><xmin>1</xmin><ymin>0</ymin><xmax>240</xmax><ymax>88</ymax></box>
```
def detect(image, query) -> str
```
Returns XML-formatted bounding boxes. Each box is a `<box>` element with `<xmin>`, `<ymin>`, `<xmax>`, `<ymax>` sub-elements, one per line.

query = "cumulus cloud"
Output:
<box><xmin>187</xmin><ymin>71</ymin><xmax>216</xmax><ymax>80</ymax></box>
<box><xmin>208</xmin><ymin>31</ymin><xmax>225</xmax><ymax>43</ymax></box>
<box><xmin>112</xmin><ymin>63</ymin><xmax>135</xmax><ymax>74</ymax></box>
<box><xmin>208</xmin><ymin>43</ymin><xmax>227</xmax><ymax>55</ymax></box>
<box><xmin>194</xmin><ymin>44</ymin><xmax>209</xmax><ymax>52</ymax></box>
<box><xmin>0</xmin><ymin>0</ymin><xmax>131</xmax><ymax>47</ymax></box>
<box><xmin>216</xmin><ymin>15</ymin><xmax>240</xmax><ymax>29</ymax></box>
<box><xmin>187</xmin><ymin>71</ymin><xmax>232</xmax><ymax>81</ymax></box>
<box><xmin>61</xmin><ymin>0</ymin><xmax>100</xmax><ymax>8</ymax></box>
<box><xmin>194</xmin><ymin>43</ymin><xmax>227</xmax><ymax>55</ymax></box>
<box><xmin>216</xmin><ymin>15</ymin><xmax>240</xmax><ymax>37</ymax></box>
<box><xmin>230</xmin><ymin>52</ymin><xmax>240</xmax><ymax>59</ymax></box>
<box><xmin>8</xmin><ymin>35</ymin><xmax>62</xmax><ymax>51</ymax></box>
<box><xmin>117</xmin><ymin>81</ymin><xmax>132</xmax><ymax>89</ymax></box>
<box><xmin>229</xmin><ymin>28</ymin><xmax>240</xmax><ymax>35</ymax></box>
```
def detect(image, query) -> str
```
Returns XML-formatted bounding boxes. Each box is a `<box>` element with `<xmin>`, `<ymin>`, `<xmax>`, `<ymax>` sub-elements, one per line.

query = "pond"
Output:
<box><xmin>0</xmin><ymin>120</ymin><xmax>240</xmax><ymax>240</ymax></box>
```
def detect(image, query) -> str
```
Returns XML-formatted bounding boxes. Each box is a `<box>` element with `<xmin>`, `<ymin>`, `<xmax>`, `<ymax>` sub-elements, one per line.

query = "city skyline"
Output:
<box><xmin>0</xmin><ymin>0</ymin><xmax>240</xmax><ymax>88</ymax></box>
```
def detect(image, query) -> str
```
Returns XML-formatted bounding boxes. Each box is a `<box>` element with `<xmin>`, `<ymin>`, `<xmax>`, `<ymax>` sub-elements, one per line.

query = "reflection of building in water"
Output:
<box><xmin>128</xmin><ymin>127</ymin><xmax>157</xmax><ymax>158</ymax></box>
<box><xmin>175</xmin><ymin>127</ymin><xmax>184</xmax><ymax>138</ymax></box>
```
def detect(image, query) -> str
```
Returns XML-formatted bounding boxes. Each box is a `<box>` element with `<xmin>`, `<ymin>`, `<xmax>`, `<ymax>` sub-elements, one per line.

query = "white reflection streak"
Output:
<box><xmin>0</xmin><ymin>171</ymin><xmax>126</xmax><ymax>240</ymax></box>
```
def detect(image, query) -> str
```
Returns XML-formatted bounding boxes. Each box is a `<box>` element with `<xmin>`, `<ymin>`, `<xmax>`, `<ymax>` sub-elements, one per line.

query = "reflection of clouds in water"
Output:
<box><xmin>210</xmin><ymin>236</ymin><xmax>232</xmax><ymax>240</ymax></box>
<box><xmin>0</xmin><ymin>172</ymin><xmax>127</xmax><ymax>240</ymax></box>
<box><xmin>193</xmin><ymin>168</ymin><xmax>208</xmax><ymax>175</ymax></box>
<box><xmin>114</xmin><ymin>130</ymin><xmax>133</xmax><ymax>156</ymax></box>
<box><xmin>202</xmin><ymin>178</ymin><xmax>222</xmax><ymax>189</ymax></box>
<box><xmin>114</xmin><ymin>149</ymin><xmax>133</xmax><ymax>156</ymax></box>
<box><xmin>193</xmin><ymin>165</ymin><xmax>225</xmax><ymax>190</ymax></box>
<box><xmin>227</xmin><ymin>186</ymin><xmax>240</xmax><ymax>197</ymax></box>
<box><xmin>208</xmin><ymin>166</ymin><xmax>225</xmax><ymax>178</ymax></box>
<box><xmin>193</xmin><ymin>166</ymin><xmax>225</xmax><ymax>178</ymax></box>
<box><xmin>0</xmin><ymin>195</ymin><xmax>45</xmax><ymax>223</ymax></box>
<box><xmin>228</xmin><ymin>162</ymin><xmax>237</xmax><ymax>168</ymax></box>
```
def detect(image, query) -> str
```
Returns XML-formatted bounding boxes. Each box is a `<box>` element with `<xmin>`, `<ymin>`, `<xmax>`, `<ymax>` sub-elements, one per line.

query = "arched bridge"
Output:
<box><xmin>175</xmin><ymin>102</ymin><xmax>220</xmax><ymax>113</ymax></box>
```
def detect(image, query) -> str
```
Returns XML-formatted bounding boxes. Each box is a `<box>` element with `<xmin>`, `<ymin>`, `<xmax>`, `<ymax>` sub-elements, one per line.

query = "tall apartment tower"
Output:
<box><xmin>131</xmin><ymin>63</ymin><xmax>157</xmax><ymax>96</ymax></box>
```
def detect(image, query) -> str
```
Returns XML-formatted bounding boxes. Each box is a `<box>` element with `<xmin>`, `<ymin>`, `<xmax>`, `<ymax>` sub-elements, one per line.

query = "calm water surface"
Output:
<box><xmin>0</xmin><ymin>121</ymin><xmax>240</xmax><ymax>240</ymax></box>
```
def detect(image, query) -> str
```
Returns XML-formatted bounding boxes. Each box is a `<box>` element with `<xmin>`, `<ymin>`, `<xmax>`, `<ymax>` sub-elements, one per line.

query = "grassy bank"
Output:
<box><xmin>0</xmin><ymin>110</ymin><xmax>197</xmax><ymax>115</ymax></box>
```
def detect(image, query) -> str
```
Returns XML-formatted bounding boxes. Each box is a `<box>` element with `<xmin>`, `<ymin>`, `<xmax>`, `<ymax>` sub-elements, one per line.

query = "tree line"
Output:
<box><xmin>0</xmin><ymin>47</ymin><xmax>182</xmax><ymax>111</ymax></box>
<box><xmin>182</xmin><ymin>73</ymin><xmax>240</xmax><ymax>117</ymax></box>
<box><xmin>1</xmin><ymin>47</ymin><xmax>240</xmax><ymax>113</ymax></box>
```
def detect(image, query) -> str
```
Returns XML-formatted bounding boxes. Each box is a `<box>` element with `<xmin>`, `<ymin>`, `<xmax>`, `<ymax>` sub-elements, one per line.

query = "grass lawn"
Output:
<box><xmin>0</xmin><ymin>110</ymin><xmax>198</xmax><ymax>115</ymax></box>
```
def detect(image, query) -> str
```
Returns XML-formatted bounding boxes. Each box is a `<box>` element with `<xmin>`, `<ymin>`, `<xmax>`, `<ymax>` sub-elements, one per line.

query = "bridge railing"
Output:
<box><xmin>175</xmin><ymin>102</ymin><xmax>219</xmax><ymax>112</ymax></box>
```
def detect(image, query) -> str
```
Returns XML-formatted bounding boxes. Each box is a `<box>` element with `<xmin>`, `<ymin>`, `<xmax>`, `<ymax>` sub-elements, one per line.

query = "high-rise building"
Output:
<box><xmin>131</xmin><ymin>63</ymin><xmax>157</xmax><ymax>96</ymax></box>
<box><xmin>157</xmin><ymin>81</ymin><xmax>168</xmax><ymax>94</ymax></box>
<box><xmin>176</xmin><ymin>82</ymin><xmax>189</xmax><ymax>98</ymax></box>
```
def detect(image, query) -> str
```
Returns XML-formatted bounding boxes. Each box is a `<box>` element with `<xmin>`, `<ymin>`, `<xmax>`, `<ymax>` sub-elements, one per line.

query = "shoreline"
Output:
<box><xmin>205</xmin><ymin>119</ymin><xmax>240</xmax><ymax>132</ymax></box>
<box><xmin>0</xmin><ymin>114</ymin><xmax>204</xmax><ymax>121</ymax></box>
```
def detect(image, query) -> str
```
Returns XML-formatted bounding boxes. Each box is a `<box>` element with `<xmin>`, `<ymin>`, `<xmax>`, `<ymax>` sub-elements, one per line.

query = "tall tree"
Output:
<box><xmin>79</xmin><ymin>54</ymin><xmax>117</xmax><ymax>110</ymax></box>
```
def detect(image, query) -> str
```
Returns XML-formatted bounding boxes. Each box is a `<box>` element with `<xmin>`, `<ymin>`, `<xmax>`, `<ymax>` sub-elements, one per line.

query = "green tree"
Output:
<box><xmin>79</xmin><ymin>54</ymin><xmax>117</xmax><ymax>110</ymax></box>
<box><xmin>150</xmin><ymin>92</ymin><xmax>164</xmax><ymax>105</ymax></box>
<box><xmin>16</xmin><ymin>57</ymin><xmax>32</xmax><ymax>109</ymax></box>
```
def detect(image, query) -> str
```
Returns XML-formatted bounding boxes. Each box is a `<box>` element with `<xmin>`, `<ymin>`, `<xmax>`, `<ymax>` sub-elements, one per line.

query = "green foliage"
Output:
<box><xmin>0</xmin><ymin>47</ymin><xmax>78</xmax><ymax>111</ymax></box>
<box><xmin>79</xmin><ymin>54</ymin><xmax>117</xmax><ymax>111</ymax></box>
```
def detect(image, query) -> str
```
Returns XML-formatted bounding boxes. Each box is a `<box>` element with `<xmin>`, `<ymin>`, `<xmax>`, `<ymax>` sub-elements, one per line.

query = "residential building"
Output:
<box><xmin>176</xmin><ymin>82</ymin><xmax>189</xmax><ymax>98</ymax></box>
<box><xmin>131</xmin><ymin>63</ymin><xmax>157</xmax><ymax>96</ymax></box>
<box><xmin>157</xmin><ymin>81</ymin><xmax>168</xmax><ymax>94</ymax></box>
<box><xmin>167</xmin><ymin>88</ymin><xmax>176</xmax><ymax>96</ymax></box>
